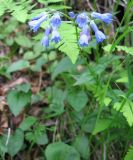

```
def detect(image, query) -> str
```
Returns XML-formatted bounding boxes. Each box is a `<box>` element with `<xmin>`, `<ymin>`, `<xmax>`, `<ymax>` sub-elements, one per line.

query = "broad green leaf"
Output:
<box><xmin>0</xmin><ymin>138</ymin><xmax>7</xmax><ymax>155</ymax></box>
<box><xmin>124</xmin><ymin>146</ymin><xmax>133</xmax><ymax>160</ymax></box>
<box><xmin>36</xmin><ymin>133</ymin><xmax>48</xmax><ymax>145</ymax></box>
<box><xmin>73</xmin><ymin>135</ymin><xmax>89</xmax><ymax>159</ymax></box>
<box><xmin>45</xmin><ymin>142</ymin><xmax>80</xmax><ymax>160</ymax></box>
<box><xmin>19</xmin><ymin>116</ymin><xmax>37</xmax><ymax>131</ymax></box>
<box><xmin>67</xmin><ymin>90</ymin><xmax>88</xmax><ymax>112</ymax></box>
<box><xmin>17</xmin><ymin>83</ymin><xmax>31</xmax><ymax>93</ymax></box>
<box><xmin>73</xmin><ymin>71</ymin><xmax>94</xmax><ymax>86</ymax></box>
<box><xmin>7</xmin><ymin>60</ymin><xmax>30</xmax><ymax>73</ymax></box>
<box><xmin>24</xmin><ymin>51</ymin><xmax>41</xmax><ymax>60</ymax></box>
<box><xmin>92</xmin><ymin>119</ymin><xmax>111</xmax><ymax>135</ymax></box>
<box><xmin>15</xmin><ymin>35</ymin><xmax>32</xmax><ymax>48</ymax></box>
<box><xmin>7</xmin><ymin>90</ymin><xmax>31</xmax><ymax>116</ymax></box>
<box><xmin>31</xmin><ymin>57</ymin><xmax>47</xmax><ymax>72</ymax></box>
<box><xmin>47</xmin><ymin>87</ymin><xmax>66</xmax><ymax>115</ymax></box>
<box><xmin>82</xmin><ymin>113</ymin><xmax>97</xmax><ymax>133</ymax></box>
<box><xmin>114</xmin><ymin>101</ymin><xmax>133</xmax><ymax>126</ymax></box>
<box><xmin>12</xmin><ymin>9</ymin><xmax>28</xmax><ymax>23</ymax></box>
<box><xmin>52</xmin><ymin>57</ymin><xmax>75</xmax><ymax>79</ymax></box>
<box><xmin>7</xmin><ymin>129</ymin><xmax>24</xmax><ymax>156</ymax></box>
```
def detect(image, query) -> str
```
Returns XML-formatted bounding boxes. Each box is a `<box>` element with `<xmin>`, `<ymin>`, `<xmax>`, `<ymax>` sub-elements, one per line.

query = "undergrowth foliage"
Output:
<box><xmin>0</xmin><ymin>0</ymin><xmax>133</xmax><ymax>160</ymax></box>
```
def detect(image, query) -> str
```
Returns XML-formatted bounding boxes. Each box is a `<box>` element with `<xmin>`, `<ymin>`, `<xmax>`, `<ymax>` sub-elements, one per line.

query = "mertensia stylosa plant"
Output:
<box><xmin>28</xmin><ymin>10</ymin><xmax>113</xmax><ymax>62</ymax></box>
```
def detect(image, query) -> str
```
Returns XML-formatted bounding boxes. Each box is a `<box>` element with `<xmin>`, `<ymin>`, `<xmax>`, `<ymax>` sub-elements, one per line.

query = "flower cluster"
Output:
<box><xmin>75</xmin><ymin>12</ymin><xmax>112</xmax><ymax>46</ymax></box>
<box><xmin>28</xmin><ymin>12</ymin><xmax>61</xmax><ymax>47</ymax></box>
<box><xmin>28</xmin><ymin>11</ymin><xmax>112</xmax><ymax>48</ymax></box>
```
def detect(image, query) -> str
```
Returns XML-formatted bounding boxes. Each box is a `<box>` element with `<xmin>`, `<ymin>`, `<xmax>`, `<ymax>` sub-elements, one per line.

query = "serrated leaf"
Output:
<box><xmin>104</xmin><ymin>97</ymin><xmax>112</xmax><ymax>106</ymax></box>
<box><xmin>114</xmin><ymin>100</ymin><xmax>133</xmax><ymax>126</ymax></box>
<box><xmin>124</xmin><ymin>146</ymin><xmax>133</xmax><ymax>160</ymax></box>
<box><xmin>116</xmin><ymin>46</ymin><xmax>133</xmax><ymax>55</ymax></box>
<box><xmin>45</xmin><ymin>142</ymin><xmax>80</xmax><ymax>160</ymax></box>
<box><xmin>38</xmin><ymin>0</ymin><xmax>63</xmax><ymax>4</ymax></box>
<box><xmin>58</xmin><ymin>23</ymin><xmax>80</xmax><ymax>64</ymax></box>
<box><xmin>103</xmin><ymin>44</ymin><xmax>112</xmax><ymax>52</ymax></box>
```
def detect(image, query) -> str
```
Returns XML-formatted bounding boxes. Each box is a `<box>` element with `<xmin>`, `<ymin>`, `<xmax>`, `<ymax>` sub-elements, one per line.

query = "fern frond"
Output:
<box><xmin>124</xmin><ymin>146</ymin><xmax>133</xmax><ymax>160</ymax></box>
<box><xmin>58</xmin><ymin>23</ymin><xmax>80</xmax><ymax>64</ymax></box>
<box><xmin>114</xmin><ymin>100</ymin><xmax>133</xmax><ymax>127</ymax></box>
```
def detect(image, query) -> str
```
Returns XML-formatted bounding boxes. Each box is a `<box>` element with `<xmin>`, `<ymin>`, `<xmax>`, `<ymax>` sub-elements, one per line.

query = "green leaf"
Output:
<box><xmin>31</xmin><ymin>56</ymin><xmax>47</xmax><ymax>72</ymax></box>
<box><xmin>17</xmin><ymin>83</ymin><xmax>31</xmax><ymax>93</ymax></box>
<box><xmin>7</xmin><ymin>129</ymin><xmax>24</xmax><ymax>156</ymax></box>
<box><xmin>116</xmin><ymin>46</ymin><xmax>133</xmax><ymax>55</ymax></box>
<box><xmin>7</xmin><ymin>90</ymin><xmax>31</xmax><ymax>116</ymax></box>
<box><xmin>67</xmin><ymin>90</ymin><xmax>88</xmax><ymax>112</ymax></box>
<box><xmin>25</xmin><ymin>124</ymin><xmax>48</xmax><ymax>145</ymax></box>
<box><xmin>38</xmin><ymin>0</ymin><xmax>63</xmax><ymax>4</ymax></box>
<box><xmin>15</xmin><ymin>35</ymin><xmax>32</xmax><ymax>48</ymax></box>
<box><xmin>12</xmin><ymin>9</ymin><xmax>28</xmax><ymax>23</ymax></box>
<box><xmin>92</xmin><ymin>119</ymin><xmax>111</xmax><ymax>135</ymax></box>
<box><xmin>104</xmin><ymin>97</ymin><xmax>112</xmax><ymax>106</ymax></box>
<box><xmin>36</xmin><ymin>133</ymin><xmax>48</xmax><ymax>145</ymax></box>
<box><xmin>124</xmin><ymin>146</ymin><xmax>133</xmax><ymax>160</ymax></box>
<box><xmin>47</xmin><ymin>87</ymin><xmax>66</xmax><ymax>115</ymax></box>
<box><xmin>58</xmin><ymin>23</ymin><xmax>80</xmax><ymax>64</ymax></box>
<box><xmin>0</xmin><ymin>4</ymin><xmax>6</xmax><ymax>16</ymax></box>
<box><xmin>24</xmin><ymin>51</ymin><xmax>41</xmax><ymax>60</ymax></box>
<box><xmin>103</xmin><ymin>44</ymin><xmax>112</xmax><ymax>52</ymax></box>
<box><xmin>19</xmin><ymin>116</ymin><xmax>37</xmax><ymax>131</ymax></box>
<box><xmin>73</xmin><ymin>135</ymin><xmax>89</xmax><ymax>159</ymax></box>
<box><xmin>116</xmin><ymin>76</ymin><xmax>128</xmax><ymax>83</ymax></box>
<box><xmin>114</xmin><ymin>100</ymin><xmax>133</xmax><ymax>126</ymax></box>
<box><xmin>52</xmin><ymin>57</ymin><xmax>75</xmax><ymax>79</ymax></box>
<box><xmin>7</xmin><ymin>60</ymin><xmax>30</xmax><ymax>73</ymax></box>
<box><xmin>45</xmin><ymin>142</ymin><xmax>80</xmax><ymax>160</ymax></box>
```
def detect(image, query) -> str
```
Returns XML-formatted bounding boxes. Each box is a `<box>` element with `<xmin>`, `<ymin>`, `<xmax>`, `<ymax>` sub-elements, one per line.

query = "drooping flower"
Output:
<box><xmin>82</xmin><ymin>25</ymin><xmax>90</xmax><ymax>35</ymax></box>
<box><xmin>79</xmin><ymin>34</ymin><xmax>89</xmax><ymax>47</ymax></box>
<box><xmin>76</xmin><ymin>12</ymin><xmax>89</xmax><ymax>28</ymax></box>
<box><xmin>90</xmin><ymin>20</ymin><xmax>106</xmax><ymax>43</ymax></box>
<box><xmin>91</xmin><ymin>12</ymin><xmax>112</xmax><ymax>24</ymax></box>
<box><xmin>31</xmin><ymin>12</ymin><xmax>47</xmax><ymax>21</ymax></box>
<box><xmin>50</xmin><ymin>13</ymin><xmax>61</xmax><ymax>29</ymax></box>
<box><xmin>28</xmin><ymin>15</ymin><xmax>47</xmax><ymax>32</ymax></box>
<box><xmin>95</xmin><ymin>30</ymin><xmax>106</xmax><ymax>43</ymax></box>
<box><xmin>68</xmin><ymin>11</ymin><xmax>75</xmax><ymax>19</ymax></box>
<box><xmin>45</xmin><ymin>27</ymin><xmax>51</xmax><ymax>36</ymax></box>
<box><xmin>51</xmin><ymin>29</ymin><xmax>61</xmax><ymax>43</ymax></box>
<box><xmin>41</xmin><ymin>35</ymin><xmax>49</xmax><ymax>47</ymax></box>
<box><xmin>79</xmin><ymin>25</ymin><xmax>90</xmax><ymax>47</ymax></box>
